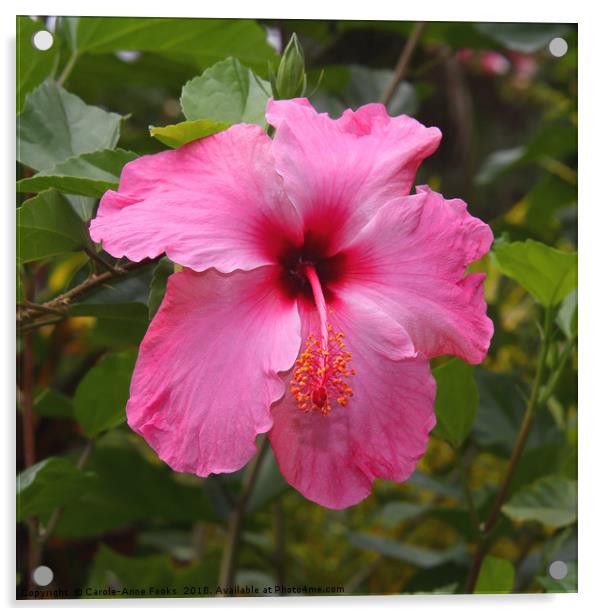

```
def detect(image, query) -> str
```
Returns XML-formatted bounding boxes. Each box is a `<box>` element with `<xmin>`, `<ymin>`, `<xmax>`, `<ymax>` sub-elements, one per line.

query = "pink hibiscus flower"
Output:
<box><xmin>89</xmin><ymin>98</ymin><xmax>493</xmax><ymax>509</ymax></box>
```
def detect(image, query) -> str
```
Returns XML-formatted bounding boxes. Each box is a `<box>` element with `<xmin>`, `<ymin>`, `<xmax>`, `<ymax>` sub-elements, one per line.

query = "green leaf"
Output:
<box><xmin>246</xmin><ymin>447</ymin><xmax>289</xmax><ymax>514</ymax></box>
<box><xmin>17</xmin><ymin>457</ymin><xmax>89</xmax><ymax>521</ymax></box>
<box><xmin>407</xmin><ymin>470</ymin><xmax>464</xmax><ymax>500</ymax></box>
<box><xmin>510</xmin><ymin>443</ymin><xmax>569</xmax><ymax>496</ymax></box>
<box><xmin>73</xmin><ymin>350</ymin><xmax>137</xmax><ymax>437</ymax></box>
<box><xmin>537</xmin><ymin>561</ymin><xmax>577</xmax><ymax>593</ymax></box>
<box><xmin>348</xmin><ymin>532</ymin><xmax>466</xmax><ymax>568</ymax></box>
<box><xmin>541</xmin><ymin>527</ymin><xmax>575</xmax><ymax>568</ymax></box>
<box><xmin>77</xmin><ymin>266</ymin><xmax>154</xmax><ymax>306</ymax></box>
<box><xmin>526</xmin><ymin>122</ymin><xmax>577</xmax><ymax>162</ymax></box>
<box><xmin>377</xmin><ymin>502</ymin><xmax>428</xmax><ymax>529</ymax></box>
<box><xmin>476</xmin><ymin>23</ymin><xmax>569</xmax><ymax>53</ymax></box>
<box><xmin>557</xmin><ymin>289</ymin><xmax>577</xmax><ymax>338</ymax></box>
<box><xmin>33</xmin><ymin>388</ymin><xmax>74</xmax><ymax>419</ymax></box>
<box><xmin>70</xmin><ymin>298</ymin><xmax>150</xmax><ymax>346</ymax></box>
<box><xmin>475</xmin><ymin>146</ymin><xmax>525</xmax><ymax>185</ymax></box>
<box><xmin>344</xmin><ymin>65</ymin><xmax>418</xmax><ymax>116</ymax></box>
<box><xmin>502</xmin><ymin>475</ymin><xmax>577</xmax><ymax>529</ymax></box>
<box><xmin>17</xmin><ymin>190</ymin><xmax>88</xmax><ymax>263</ymax></box>
<box><xmin>523</xmin><ymin>175</ymin><xmax>577</xmax><ymax>239</ymax></box>
<box><xmin>56</xmin><ymin>15</ymin><xmax>78</xmax><ymax>52</ymax></box>
<box><xmin>310</xmin><ymin>64</ymin><xmax>350</xmax><ymax>95</ymax></box>
<box><xmin>432</xmin><ymin>359</ymin><xmax>479</xmax><ymax>449</ymax></box>
<box><xmin>150</xmin><ymin>119</ymin><xmax>229</xmax><ymax>148</ymax></box>
<box><xmin>87</xmin><ymin>544</ymin><xmax>219</xmax><ymax>597</ymax></box>
<box><xmin>424</xmin><ymin>22</ymin><xmax>503</xmax><ymax>50</ymax></box>
<box><xmin>147</xmin><ymin>258</ymin><xmax>173</xmax><ymax>319</ymax></box>
<box><xmin>404</xmin><ymin>562</ymin><xmax>466</xmax><ymax>594</ymax></box>
<box><xmin>138</xmin><ymin>529</ymin><xmax>196</xmax><ymax>561</ymax></box>
<box><xmin>426</xmin><ymin>507</ymin><xmax>476</xmax><ymax>540</ymax></box>
<box><xmin>17</xmin><ymin>80</ymin><xmax>123</xmax><ymax>171</ymax></box>
<box><xmin>66</xmin><ymin>194</ymin><xmax>98</xmax><ymax>221</ymax></box>
<box><xmin>311</xmin><ymin>92</ymin><xmax>346</xmax><ymax>118</ymax></box>
<box><xmin>55</xmin><ymin>443</ymin><xmax>218</xmax><ymax>538</ymax></box>
<box><xmin>73</xmin><ymin>302</ymin><xmax>149</xmax><ymax>348</ymax></box>
<box><xmin>17</xmin><ymin>149</ymin><xmax>138</xmax><ymax>197</ymax></box>
<box><xmin>473</xmin><ymin>370</ymin><xmax>561</xmax><ymax>456</ymax></box>
<box><xmin>476</xmin><ymin>123</ymin><xmax>576</xmax><ymax>186</ymax></box>
<box><xmin>180</xmin><ymin>57</ymin><xmax>271</xmax><ymax>125</ymax></box>
<box><xmin>60</xmin><ymin>16</ymin><xmax>277</xmax><ymax>75</ymax></box>
<box><xmin>492</xmin><ymin>239</ymin><xmax>577</xmax><ymax>307</ymax></box>
<box><xmin>474</xmin><ymin>556</ymin><xmax>515</xmax><ymax>593</ymax></box>
<box><xmin>17</xmin><ymin>17</ymin><xmax>58</xmax><ymax>113</ymax></box>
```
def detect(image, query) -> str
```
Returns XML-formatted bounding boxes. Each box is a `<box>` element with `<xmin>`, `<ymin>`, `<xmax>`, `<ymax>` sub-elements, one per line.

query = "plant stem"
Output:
<box><xmin>19</xmin><ymin>317</ymin><xmax>65</xmax><ymax>333</ymax></box>
<box><xmin>48</xmin><ymin>44</ymin><xmax>62</xmax><ymax>80</ymax></box>
<box><xmin>412</xmin><ymin>46</ymin><xmax>453</xmax><ymax>78</ymax></box>
<box><xmin>464</xmin><ymin>305</ymin><xmax>555</xmax><ymax>593</ymax></box>
<box><xmin>218</xmin><ymin>437</ymin><xmax>269</xmax><ymax>590</ymax></box>
<box><xmin>380</xmin><ymin>22</ymin><xmax>426</xmax><ymax>107</ymax></box>
<box><xmin>57</xmin><ymin>52</ymin><xmax>79</xmax><ymax>87</ymax></box>
<box><xmin>457</xmin><ymin>454</ymin><xmax>480</xmax><ymax>536</ymax></box>
<box><xmin>17</xmin><ymin>258</ymin><xmax>156</xmax><ymax>330</ymax></box>
<box><xmin>344</xmin><ymin>557</ymin><xmax>383</xmax><ymax>594</ymax></box>
<box><xmin>273</xmin><ymin>499</ymin><xmax>286</xmax><ymax>592</ymax></box>
<box><xmin>538</xmin><ymin>336</ymin><xmax>576</xmax><ymax>408</ymax></box>
<box><xmin>84</xmin><ymin>246</ymin><xmax>125</xmax><ymax>276</ymax></box>
<box><xmin>20</xmin><ymin>300</ymin><xmax>66</xmax><ymax>318</ymax></box>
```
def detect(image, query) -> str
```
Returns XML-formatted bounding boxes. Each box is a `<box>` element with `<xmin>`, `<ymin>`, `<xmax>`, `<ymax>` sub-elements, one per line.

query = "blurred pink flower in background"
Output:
<box><xmin>480</xmin><ymin>51</ymin><xmax>511</xmax><ymax>75</ymax></box>
<box><xmin>455</xmin><ymin>48</ymin><xmax>474</xmax><ymax>64</ymax></box>
<box><xmin>89</xmin><ymin>99</ymin><xmax>493</xmax><ymax>509</ymax></box>
<box><xmin>456</xmin><ymin>47</ymin><xmax>538</xmax><ymax>86</ymax></box>
<box><xmin>507</xmin><ymin>51</ymin><xmax>539</xmax><ymax>87</ymax></box>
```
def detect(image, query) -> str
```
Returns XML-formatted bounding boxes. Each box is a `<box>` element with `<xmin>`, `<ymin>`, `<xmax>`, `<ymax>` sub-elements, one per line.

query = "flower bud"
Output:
<box><xmin>271</xmin><ymin>33</ymin><xmax>307</xmax><ymax>100</ymax></box>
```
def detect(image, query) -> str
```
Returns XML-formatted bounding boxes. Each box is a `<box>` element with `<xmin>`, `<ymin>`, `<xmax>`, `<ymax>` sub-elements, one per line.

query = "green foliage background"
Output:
<box><xmin>16</xmin><ymin>16</ymin><xmax>577</xmax><ymax>598</ymax></box>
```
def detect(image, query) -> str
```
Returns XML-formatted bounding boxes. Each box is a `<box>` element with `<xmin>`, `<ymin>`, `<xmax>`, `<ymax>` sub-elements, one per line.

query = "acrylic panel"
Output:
<box><xmin>16</xmin><ymin>16</ymin><xmax>577</xmax><ymax>601</ymax></box>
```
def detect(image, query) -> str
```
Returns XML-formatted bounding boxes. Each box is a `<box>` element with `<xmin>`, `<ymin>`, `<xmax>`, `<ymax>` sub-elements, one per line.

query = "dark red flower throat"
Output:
<box><xmin>277</xmin><ymin>228</ymin><xmax>348</xmax><ymax>304</ymax></box>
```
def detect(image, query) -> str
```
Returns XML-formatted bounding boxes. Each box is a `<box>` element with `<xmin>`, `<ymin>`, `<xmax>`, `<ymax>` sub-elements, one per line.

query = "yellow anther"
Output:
<box><xmin>290</xmin><ymin>327</ymin><xmax>355</xmax><ymax>415</ymax></box>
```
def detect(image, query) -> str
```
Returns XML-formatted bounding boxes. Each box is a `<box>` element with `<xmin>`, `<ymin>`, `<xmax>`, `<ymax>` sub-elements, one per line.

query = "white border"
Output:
<box><xmin>9</xmin><ymin>1</ymin><xmax>580</xmax><ymax>22</ymax></box>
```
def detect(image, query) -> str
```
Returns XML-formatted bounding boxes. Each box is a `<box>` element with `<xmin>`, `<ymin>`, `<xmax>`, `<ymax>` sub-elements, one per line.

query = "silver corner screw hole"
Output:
<box><xmin>548</xmin><ymin>560</ymin><xmax>568</xmax><ymax>580</ymax></box>
<box><xmin>549</xmin><ymin>37</ymin><xmax>568</xmax><ymax>58</ymax></box>
<box><xmin>32</xmin><ymin>30</ymin><xmax>54</xmax><ymax>51</ymax></box>
<box><xmin>32</xmin><ymin>565</ymin><xmax>54</xmax><ymax>586</ymax></box>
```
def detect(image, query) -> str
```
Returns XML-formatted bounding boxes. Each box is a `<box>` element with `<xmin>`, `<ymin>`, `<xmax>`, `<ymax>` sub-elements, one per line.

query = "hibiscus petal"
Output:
<box><xmin>265</xmin><ymin>98</ymin><xmax>441</xmax><ymax>253</ymax></box>
<box><xmin>127</xmin><ymin>266</ymin><xmax>301</xmax><ymax>476</ymax></box>
<box><xmin>90</xmin><ymin>124</ymin><xmax>302</xmax><ymax>272</ymax></box>
<box><xmin>339</xmin><ymin>185</ymin><xmax>494</xmax><ymax>364</ymax></box>
<box><xmin>269</xmin><ymin>290</ymin><xmax>435</xmax><ymax>509</ymax></box>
